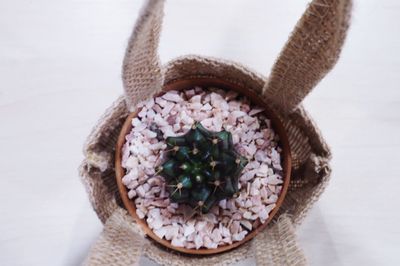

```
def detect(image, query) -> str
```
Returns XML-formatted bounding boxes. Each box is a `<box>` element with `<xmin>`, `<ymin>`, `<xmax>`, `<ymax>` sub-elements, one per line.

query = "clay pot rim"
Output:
<box><xmin>115</xmin><ymin>77</ymin><xmax>291</xmax><ymax>256</ymax></box>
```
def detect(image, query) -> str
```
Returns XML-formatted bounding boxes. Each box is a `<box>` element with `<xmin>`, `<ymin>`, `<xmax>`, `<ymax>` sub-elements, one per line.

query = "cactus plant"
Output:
<box><xmin>156</xmin><ymin>122</ymin><xmax>248</xmax><ymax>213</ymax></box>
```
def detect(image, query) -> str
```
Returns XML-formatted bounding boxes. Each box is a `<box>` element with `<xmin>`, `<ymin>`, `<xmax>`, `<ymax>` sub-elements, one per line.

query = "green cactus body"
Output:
<box><xmin>156</xmin><ymin>122</ymin><xmax>248</xmax><ymax>213</ymax></box>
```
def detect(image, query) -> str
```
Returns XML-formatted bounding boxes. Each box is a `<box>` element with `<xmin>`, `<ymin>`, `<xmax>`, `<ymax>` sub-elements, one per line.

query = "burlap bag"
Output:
<box><xmin>79</xmin><ymin>0</ymin><xmax>352</xmax><ymax>265</ymax></box>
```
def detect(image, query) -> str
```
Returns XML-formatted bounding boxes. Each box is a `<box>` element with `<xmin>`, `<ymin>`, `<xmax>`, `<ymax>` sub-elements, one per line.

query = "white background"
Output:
<box><xmin>1</xmin><ymin>0</ymin><xmax>399</xmax><ymax>265</ymax></box>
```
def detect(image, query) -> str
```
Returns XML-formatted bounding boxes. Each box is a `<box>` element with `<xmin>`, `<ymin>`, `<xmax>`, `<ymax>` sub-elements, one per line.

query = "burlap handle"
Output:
<box><xmin>84</xmin><ymin>209</ymin><xmax>146</xmax><ymax>266</ymax></box>
<box><xmin>122</xmin><ymin>0</ymin><xmax>351</xmax><ymax>114</ymax></box>
<box><xmin>262</xmin><ymin>0</ymin><xmax>352</xmax><ymax>114</ymax></box>
<box><xmin>253</xmin><ymin>215</ymin><xmax>307</xmax><ymax>266</ymax></box>
<box><xmin>122</xmin><ymin>0</ymin><xmax>164</xmax><ymax>112</ymax></box>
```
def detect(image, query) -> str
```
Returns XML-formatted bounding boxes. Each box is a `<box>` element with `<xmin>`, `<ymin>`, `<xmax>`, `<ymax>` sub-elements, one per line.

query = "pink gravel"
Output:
<box><xmin>121</xmin><ymin>87</ymin><xmax>283</xmax><ymax>249</ymax></box>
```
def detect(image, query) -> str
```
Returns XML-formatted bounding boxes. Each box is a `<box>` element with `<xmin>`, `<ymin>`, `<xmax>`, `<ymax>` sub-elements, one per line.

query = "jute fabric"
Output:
<box><xmin>80</xmin><ymin>0</ymin><xmax>351</xmax><ymax>264</ymax></box>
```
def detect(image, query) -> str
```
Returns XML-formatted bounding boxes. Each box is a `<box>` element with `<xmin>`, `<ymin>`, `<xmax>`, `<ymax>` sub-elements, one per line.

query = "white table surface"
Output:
<box><xmin>1</xmin><ymin>0</ymin><xmax>399</xmax><ymax>265</ymax></box>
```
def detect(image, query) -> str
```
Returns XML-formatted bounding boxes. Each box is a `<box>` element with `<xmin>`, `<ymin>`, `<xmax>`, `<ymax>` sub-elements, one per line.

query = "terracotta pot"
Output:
<box><xmin>115</xmin><ymin>77</ymin><xmax>291</xmax><ymax>255</ymax></box>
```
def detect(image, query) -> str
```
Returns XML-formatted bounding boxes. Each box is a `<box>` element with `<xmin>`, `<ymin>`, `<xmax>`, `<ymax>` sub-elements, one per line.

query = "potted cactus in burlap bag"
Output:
<box><xmin>80</xmin><ymin>0</ymin><xmax>351</xmax><ymax>265</ymax></box>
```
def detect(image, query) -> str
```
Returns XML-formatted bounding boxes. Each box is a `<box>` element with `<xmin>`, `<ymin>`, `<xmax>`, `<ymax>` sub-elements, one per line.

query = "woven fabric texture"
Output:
<box><xmin>263</xmin><ymin>0</ymin><xmax>352</xmax><ymax>115</ymax></box>
<box><xmin>122</xmin><ymin>0</ymin><xmax>164</xmax><ymax>111</ymax></box>
<box><xmin>80</xmin><ymin>0</ymin><xmax>351</xmax><ymax>265</ymax></box>
<box><xmin>83</xmin><ymin>208</ymin><xmax>145</xmax><ymax>266</ymax></box>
